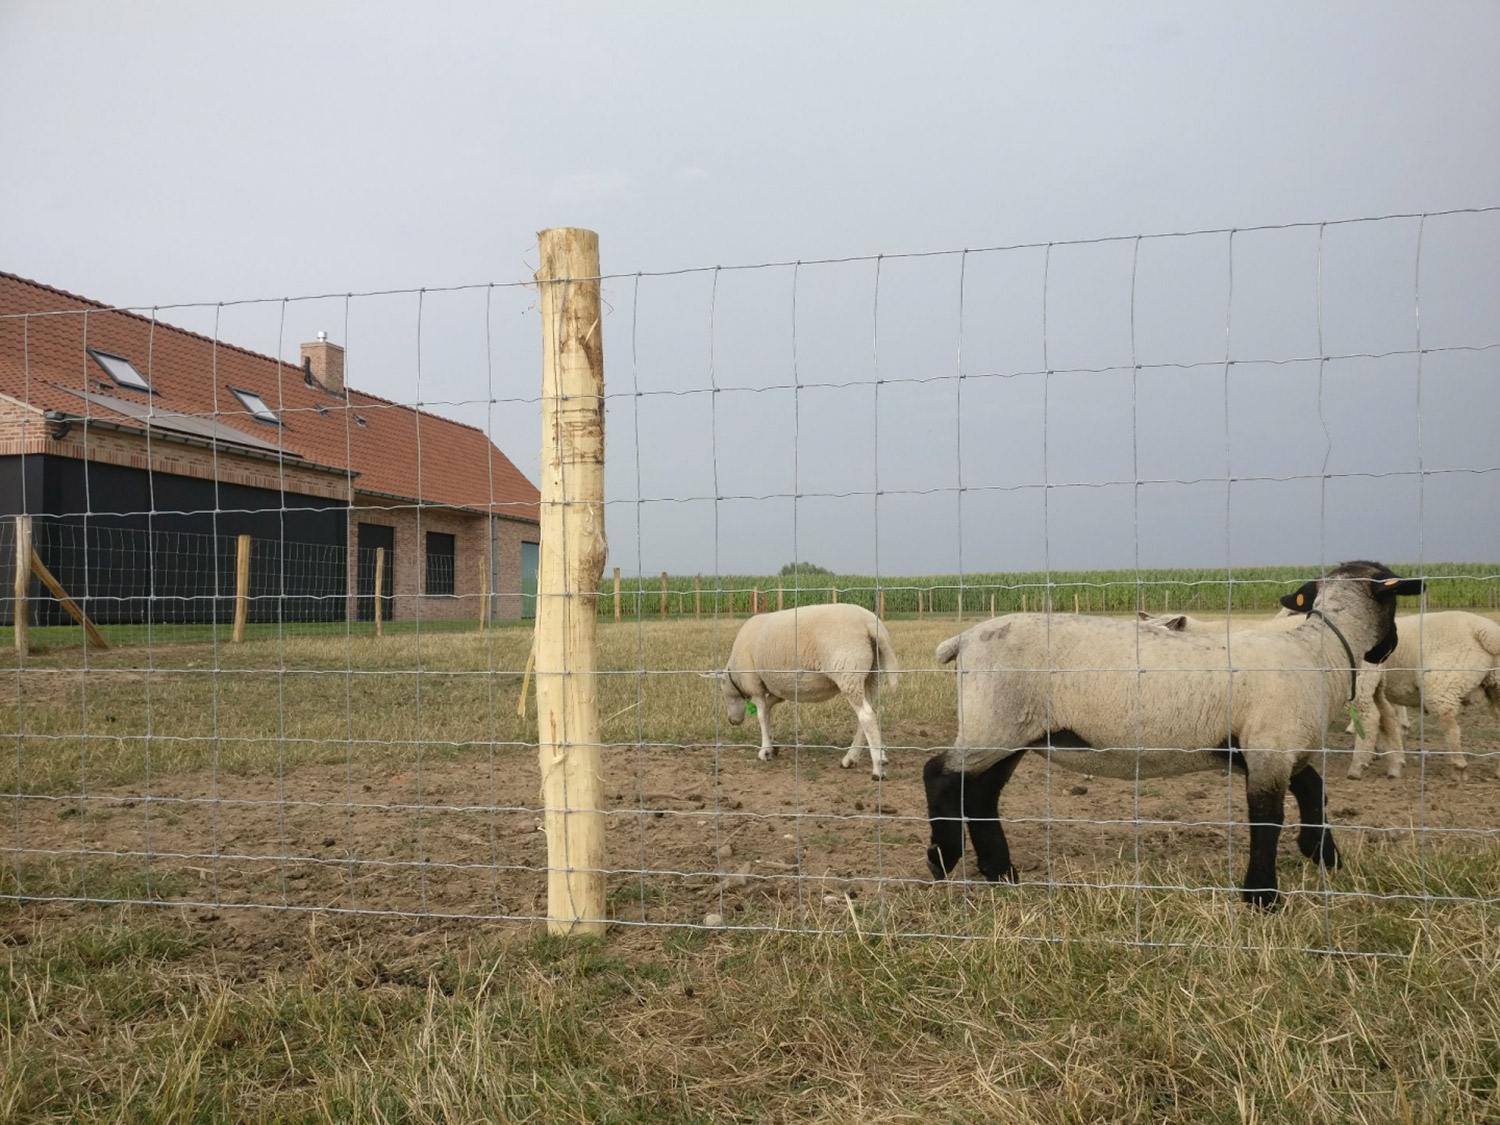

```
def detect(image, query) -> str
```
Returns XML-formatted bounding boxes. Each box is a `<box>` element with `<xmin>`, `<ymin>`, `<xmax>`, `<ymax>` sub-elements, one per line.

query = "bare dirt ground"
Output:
<box><xmin>11</xmin><ymin>701</ymin><xmax>1497</xmax><ymax>941</ymax></box>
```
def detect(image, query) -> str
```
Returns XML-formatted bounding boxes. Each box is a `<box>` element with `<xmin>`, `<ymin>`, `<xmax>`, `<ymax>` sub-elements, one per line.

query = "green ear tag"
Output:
<box><xmin>1348</xmin><ymin>703</ymin><xmax>1365</xmax><ymax>740</ymax></box>
<box><xmin>745</xmin><ymin>701</ymin><xmax>757</xmax><ymax>716</ymax></box>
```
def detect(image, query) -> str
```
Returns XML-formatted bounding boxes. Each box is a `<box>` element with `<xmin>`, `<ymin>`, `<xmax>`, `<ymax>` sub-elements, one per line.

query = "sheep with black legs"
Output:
<box><xmin>923</xmin><ymin>561</ymin><xmax>1424</xmax><ymax>910</ymax></box>
<box><xmin>1346</xmin><ymin>611</ymin><xmax>1500</xmax><ymax>780</ymax></box>
<box><xmin>712</xmin><ymin>603</ymin><xmax>900</xmax><ymax>780</ymax></box>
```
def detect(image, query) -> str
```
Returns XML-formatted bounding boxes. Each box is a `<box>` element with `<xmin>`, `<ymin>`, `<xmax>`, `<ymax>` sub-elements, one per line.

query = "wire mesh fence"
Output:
<box><xmin>1</xmin><ymin>208</ymin><xmax>1498</xmax><ymax>955</ymax></box>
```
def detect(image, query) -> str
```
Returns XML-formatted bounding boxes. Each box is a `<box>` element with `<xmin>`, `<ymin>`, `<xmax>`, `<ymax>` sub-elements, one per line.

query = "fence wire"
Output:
<box><xmin>1</xmin><ymin>208</ymin><xmax>1498</xmax><ymax>957</ymax></box>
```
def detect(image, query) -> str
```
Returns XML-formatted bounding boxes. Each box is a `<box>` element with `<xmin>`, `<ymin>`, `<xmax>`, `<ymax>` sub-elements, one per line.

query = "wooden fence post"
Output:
<box><xmin>28</xmin><ymin>549</ymin><xmax>107</xmax><ymax>649</ymax></box>
<box><xmin>877</xmin><ymin>588</ymin><xmax>885</xmax><ymax>620</ymax></box>
<box><xmin>12</xmin><ymin>516</ymin><xmax>30</xmax><ymax>655</ymax></box>
<box><xmin>694</xmin><ymin>575</ymin><xmax>701</xmax><ymax>619</ymax></box>
<box><xmin>232</xmin><ymin>534</ymin><xmax>251</xmax><ymax>643</ymax></box>
<box><xmin>373</xmin><ymin>547</ymin><xmax>385</xmax><ymax>637</ymax></box>
<box><xmin>660</xmin><ymin>571</ymin><xmax>668</xmax><ymax>620</ymax></box>
<box><xmin>535</xmin><ymin>226</ymin><xmax>607</xmax><ymax>936</ymax></box>
<box><xmin>777</xmin><ymin>583</ymin><xmax>784</xmax><ymax>612</ymax></box>
<box><xmin>479</xmin><ymin>554</ymin><xmax>490</xmax><ymax>631</ymax></box>
<box><xmin>613</xmin><ymin>567</ymin><xmax>621</xmax><ymax>622</ymax></box>
<box><xmin>728</xmin><ymin>579</ymin><xmax>735</xmax><ymax>619</ymax></box>
<box><xmin>830</xmin><ymin>585</ymin><xmax>837</xmax><ymax>604</ymax></box>
<box><xmin>990</xmin><ymin>593</ymin><xmax>996</xmax><ymax>617</ymax></box>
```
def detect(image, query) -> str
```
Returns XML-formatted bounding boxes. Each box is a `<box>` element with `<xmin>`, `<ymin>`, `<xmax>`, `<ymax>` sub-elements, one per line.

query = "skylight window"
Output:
<box><xmin>87</xmin><ymin>349</ymin><xmax>152</xmax><ymax>392</ymax></box>
<box><xmin>230</xmin><ymin>387</ymin><xmax>280</xmax><ymax>425</ymax></box>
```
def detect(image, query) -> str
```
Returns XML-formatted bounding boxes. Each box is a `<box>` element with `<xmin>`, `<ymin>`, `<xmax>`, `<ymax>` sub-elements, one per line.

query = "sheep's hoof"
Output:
<box><xmin>1345</xmin><ymin>766</ymin><xmax>1365</xmax><ymax>780</ymax></box>
<box><xmin>1241</xmin><ymin>886</ymin><xmax>1281</xmax><ymax>912</ymax></box>
<box><xmin>757</xmin><ymin>749</ymin><xmax>774</xmax><ymax>763</ymax></box>
<box><xmin>869</xmin><ymin>771</ymin><xmax>885</xmax><ymax>782</ymax></box>
<box><xmin>1297</xmin><ymin>827</ymin><xmax>1339</xmax><ymax>869</ymax></box>
<box><xmin>979</xmin><ymin>862</ymin><xmax>1019</xmax><ymax>884</ymax></box>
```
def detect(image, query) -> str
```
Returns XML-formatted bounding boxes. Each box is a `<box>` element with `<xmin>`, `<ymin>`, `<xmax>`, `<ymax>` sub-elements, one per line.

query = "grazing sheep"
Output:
<box><xmin>714</xmin><ymin>603</ymin><xmax>900</xmax><ymax>779</ymax></box>
<box><xmin>924</xmin><ymin>561</ymin><xmax>1423</xmax><ymax>909</ymax></box>
<box><xmin>1346</xmin><ymin>611</ymin><xmax>1500</xmax><ymax>780</ymax></box>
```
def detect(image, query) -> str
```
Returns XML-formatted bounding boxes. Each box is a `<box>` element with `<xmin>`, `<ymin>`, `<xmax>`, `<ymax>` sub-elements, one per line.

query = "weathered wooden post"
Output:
<box><xmin>613</xmin><ymin>566</ymin><xmax>621</xmax><ymax>622</ymax></box>
<box><xmin>660</xmin><ymin>571</ymin><xmax>668</xmax><ymax>620</ymax></box>
<box><xmin>232</xmin><ymin>534</ymin><xmax>251</xmax><ymax>643</ymax></box>
<box><xmin>373</xmin><ymin>547</ymin><xmax>385</xmax><ymax>637</ymax></box>
<box><xmin>12</xmin><ymin>515</ymin><xmax>30</xmax><ymax>655</ymax></box>
<box><xmin>990</xmin><ymin>593</ymin><xmax>996</xmax><ymax>616</ymax></box>
<box><xmin>694</xmin><ymin>575</ymin><xmax>701</xmax><ymax>619</ymax></box>
<box><xmin>877</xmin><ymin>588</ymin><xmax>885</xmax><ymax>620</ymax></box>
<box><xmin>535</xmin><ymin>227</ymin><xmax>607</xmax><ymax>936</ymax></box>
<box><xmin>727</xmin><ymin>579</ymin><xmax>735</xmax><ymax>619</ymax></box>
<box><xmin>777</xmin><ymin>583</ymin><xmax>784</xmax><ymax>612</ymax></box>
<box><xmin>478</xmin><ymin>554</ymin><xmax>490</xmax><ymax>631</ymax></box>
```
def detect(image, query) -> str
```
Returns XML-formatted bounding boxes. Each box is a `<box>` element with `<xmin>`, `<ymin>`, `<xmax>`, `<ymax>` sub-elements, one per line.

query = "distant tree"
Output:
<box><xmin>779</xmin><ymin>561</ymin><xmax>833</xmax><ymax>577</ymax></box>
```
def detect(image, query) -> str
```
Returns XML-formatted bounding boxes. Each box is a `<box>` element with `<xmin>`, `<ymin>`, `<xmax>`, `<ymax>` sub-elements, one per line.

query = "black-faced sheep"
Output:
<box><xmin>713</xmin><ymin>603</ymin><xmax>900</xmax><ymax>780</ymax></box>
<box><xmin>924</xmin><ymin>561</ymin><xmax>1424</xmax><ymax>909</ymax></box>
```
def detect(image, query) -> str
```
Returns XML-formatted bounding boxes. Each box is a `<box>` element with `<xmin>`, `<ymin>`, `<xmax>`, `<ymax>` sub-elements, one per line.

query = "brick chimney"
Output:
<box><xmin>300</xmin><ymin>331</ymin><xmax>345</xmax><ymax>394</ymax></box>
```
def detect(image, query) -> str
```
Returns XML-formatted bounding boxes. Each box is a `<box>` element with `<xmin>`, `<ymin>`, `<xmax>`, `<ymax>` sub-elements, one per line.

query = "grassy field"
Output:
<box><xmin>1</xmin><ymin>616</ymin><xmax>1498</xmax><ymax>1121</ymax></box>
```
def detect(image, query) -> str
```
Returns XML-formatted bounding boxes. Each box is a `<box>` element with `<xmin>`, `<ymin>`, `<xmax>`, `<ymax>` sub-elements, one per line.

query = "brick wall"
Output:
<box><xmin>346</xmin><ymin>500</ymin><xmax>537</xmax><ymax>623</ymax></box>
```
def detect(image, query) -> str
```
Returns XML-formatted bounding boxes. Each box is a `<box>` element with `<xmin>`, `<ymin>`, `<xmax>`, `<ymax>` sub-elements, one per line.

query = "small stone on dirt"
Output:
<box><xmin>1067</xmin><ymin>785</ymin><xmax>1088</xmax><ymax>796</ymax></box>
<box><xmin>854</xmin><ymin>800</ymin><xmax>864</xmax><ymax>811</ymax></box>
<box><xmin>322</xmin><ymin>837</ymin><xmax>336</xmax><ymax>848</ymax></box>
<box><xmin>717</xmin><ymin>843</ymin><xmax>734</xmax><ymax>860</ymax></box>
<box><xmin>703</xmin><ymin>913</ymin><xmax>725</xmax><ymax>927</ymax></box>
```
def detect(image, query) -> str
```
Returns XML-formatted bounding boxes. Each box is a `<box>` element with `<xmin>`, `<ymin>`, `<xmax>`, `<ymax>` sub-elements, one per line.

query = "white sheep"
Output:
<box><xmin>1346</xmin><ymin>611</ymin><xmax>1500</xmax><ymax>780</ymax></box>
<box><xmin>924</xmin><ymin>561</ymin><xmax>1424</xmax><ymax>909</ymax></box>
<box><xmin>713</xmin><ymin>603</ymin><xmax>900</xmax><ymax>779</ymax></box>
<box><xmin>1139</xmin><ymin>610</ymin><xmax>1413</xmax><ymax>745</ymax></box>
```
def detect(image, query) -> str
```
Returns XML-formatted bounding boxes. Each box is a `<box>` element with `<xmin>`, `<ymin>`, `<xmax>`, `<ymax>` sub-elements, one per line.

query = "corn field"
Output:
<box><xmin>603</xmin><ymin>563</ymin><xmax>1500</xmax><ymax>619</ymax></box>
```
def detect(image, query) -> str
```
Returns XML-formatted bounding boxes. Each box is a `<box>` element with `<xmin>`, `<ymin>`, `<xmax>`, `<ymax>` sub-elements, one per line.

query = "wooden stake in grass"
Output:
<box><xmin>613</xmin><ymin>566</ymin><xmax>621</xmax><ymax>622</ymax></box>
<box><xmin>694</xmin><ymin>575</ymin><xmax>701</xmax><ymax>619</ymax></box>
<box><xmin>990</xmin><ymin>593</ymin><xmax>995</xmax><ymax>617</ymax></box>
<box><xmin>535</xmin><ymin>227</ymin><xmax>607</xmax><ymax>937</ymax></box>
<box><xmin>660</xmin><ymin>571</ymin><xmax>668</xmax><ymax>620</ymax></box>
<box><xmin>12</xmin><ymin>515</ymin><xmax>29</xmax><ymax>656</ymax></box>
<box><xmin>777</xmin><ymin>583</ymin><xmax>783</xmax><ymax>611</ymax></box>
<box><xmin>728</xmin><ymin>579</ymin><xmax>735</xmax><ymax>619</ymax></box>
<box><xmin>29</xmin><ymin>549</ymin><xmax>107</xmax><ymax>649</ymax></box>
<box><xmin>232</xmin><ymin>534</ymin><xmax>251</xmax><ymax>643</ymax></box>
<box><xmin>373</xmin><ymin>547</ymin><xmax>385</xmax><ymax>638</ymax></box>
<box><xmin>478</xmin><ymin>553</ymin><xmax>490</xmax><ymax>631</ymax></box>
<box><xmin>877</xmin><ymin>588</ymin><xmax>885</xmax><ymax>620</ymax></box>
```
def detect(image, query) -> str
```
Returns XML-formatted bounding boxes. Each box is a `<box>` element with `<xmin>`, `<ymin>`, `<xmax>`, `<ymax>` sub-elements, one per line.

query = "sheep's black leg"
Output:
<box><xmin>924</xmin><ymin>751</ymin><xmax>1024</xmax><ymax>882</ymax></box>
<box><xmin>1289</xmin><ymin>764</ymin><xmax>1339</xmax><ymax>869</ymax></box>
<box><xmin>924</xmin><ymin>754</ymin><xmax>966</xmax><ymax>879</ymax></box>
<box><xmin>963</xmin><ymin>754</ymin><xmax>1024</xmax><ymax>883</ymax></box>
<box><xmin>1242</xmin><ymin>784</ymin><xmax>1286</xmax><ymax>911</ymax></box>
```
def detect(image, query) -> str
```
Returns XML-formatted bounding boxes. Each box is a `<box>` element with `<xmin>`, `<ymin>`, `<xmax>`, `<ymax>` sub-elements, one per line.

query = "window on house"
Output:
<box><xmin>230</xmin><ymin>387</ymin><xmax>280</xmax><ymax>425</ymax></box>
<box><xmin>86</xmin><ymin>349</ymin><xmax>152</xmax><ymax>392</ymax></box>
<box><xmin>426</xmin><ymin>532</ymin><xmax>456</xmax><ymax>596</ymax></box>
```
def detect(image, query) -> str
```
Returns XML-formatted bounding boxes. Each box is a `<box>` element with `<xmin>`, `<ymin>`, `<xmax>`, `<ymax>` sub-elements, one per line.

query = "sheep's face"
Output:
<box><xmin>718</xmin><ymin>674</ymin><xmax>748</xmax><ymax>725</ymax></box>
<box><xmin>1278</xmin><ymin>561</ymin><xmax>1425</xmax><ymax>663</ymax></box>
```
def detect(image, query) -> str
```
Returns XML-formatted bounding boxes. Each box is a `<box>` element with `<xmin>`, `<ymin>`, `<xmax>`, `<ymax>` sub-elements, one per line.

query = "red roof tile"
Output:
<box><xmin>0</xmin><ymin>273</ymin><xmax>538</xmax><ymax>521</ymax></box>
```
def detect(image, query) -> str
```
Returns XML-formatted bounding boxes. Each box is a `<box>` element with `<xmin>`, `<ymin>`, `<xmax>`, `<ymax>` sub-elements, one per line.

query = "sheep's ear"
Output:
<box><xmin>1161</xmin><ymin>615</ymin><xmax>1187</xmax><ymax>631</ymax></box>
<box><xmin>1279</xmin><ymin>581</ymin><xmax>1318</xmax><ymax>614</ymax></box>
<box><xmin>1136</xmin><ymin>610</ymin><xmax>1152</xmax><ymax>621</ymax></box>
<box><xmin>1372</xmin><ymin>577</ymin><xmax>1425</xmax><ymax>599</ymax></box>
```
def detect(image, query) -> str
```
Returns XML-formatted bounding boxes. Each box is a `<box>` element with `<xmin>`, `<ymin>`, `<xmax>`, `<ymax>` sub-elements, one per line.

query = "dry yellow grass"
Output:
<box><xmin>1</xmin><ymin>617</ymin><xmax>1498</xmax><ymax>1121</ymax></box>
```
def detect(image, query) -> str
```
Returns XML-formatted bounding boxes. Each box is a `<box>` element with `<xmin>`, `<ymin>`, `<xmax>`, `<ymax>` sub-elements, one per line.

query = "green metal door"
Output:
<box><xmin>520</xmin><ymin>541</ymin><xmax>539</xmax><ymax>619</ymax></box>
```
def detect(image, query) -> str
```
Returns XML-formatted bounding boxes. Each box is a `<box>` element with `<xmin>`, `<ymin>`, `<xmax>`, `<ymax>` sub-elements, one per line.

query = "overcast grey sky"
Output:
<box><xmin>2</xmin><ymin>2</ymin><xmax>1496</xmax><ymax>577</ymax></box>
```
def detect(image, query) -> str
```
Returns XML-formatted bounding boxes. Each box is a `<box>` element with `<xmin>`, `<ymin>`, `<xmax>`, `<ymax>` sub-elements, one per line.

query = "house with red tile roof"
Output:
<box><xmin>0</xmin><ymin>272</ymin><xmax>540</xmax><ymax>628</ymax></box>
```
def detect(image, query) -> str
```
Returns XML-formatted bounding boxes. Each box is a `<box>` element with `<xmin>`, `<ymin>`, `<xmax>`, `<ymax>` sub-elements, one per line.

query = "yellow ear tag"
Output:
<box><xmin>1296</xmin><ymin>593</ymin><xmax>1305</xmax><ymax>606</ymax></box>
<box><xmin>1383</xmin><ymin>578</ymin><xmax>1399</xmax><ymax>586</ymax></box>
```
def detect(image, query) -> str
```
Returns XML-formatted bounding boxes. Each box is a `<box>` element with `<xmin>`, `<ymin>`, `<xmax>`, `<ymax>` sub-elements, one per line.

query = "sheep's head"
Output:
<box><xmin>705</xmin><ymin>671</ymin><xmax>749</xmax><ymax>725</ymax></box>
<box><xmin>1137</xmin><ymin>611</ymin><xmax>1188</xmax><ymax>632</ymax></box>
<box><xmin>1279</xmin><ymin>560</ymin><xmax>1425</xmax><ymax>663</ymax></box>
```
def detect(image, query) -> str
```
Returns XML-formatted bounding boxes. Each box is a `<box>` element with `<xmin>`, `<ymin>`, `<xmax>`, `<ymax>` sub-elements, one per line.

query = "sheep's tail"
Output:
<box><xmin>872</xmin><ymin>621</ymin><xmax>901</xmax><ymax>691</ymax></box>
<box><xmin>935</xmin><ymin>634</ymin><xmax>963</xmax><ymax>666</ymax></box>
<box><xmin>1477</xmin><ymin>617</ymin><xmax>1500</xmax><ymax>717</ymax></box>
